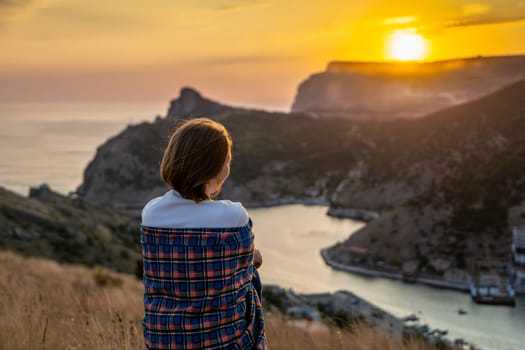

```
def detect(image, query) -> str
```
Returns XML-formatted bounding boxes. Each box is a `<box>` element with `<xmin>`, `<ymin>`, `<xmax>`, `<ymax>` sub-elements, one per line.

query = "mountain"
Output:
<box><xmin>76</xmin><ymin>79</ymin><xmax>525</xmax><ymax>278</ymax></box>
<box><xmin>292</xmin><ymin>55</ymin><xmax>525</xmax><ymax>120</ymax></box>
<box><xmin>327</xmin><ymin>79</ymin><xmax>525</xmax><ymax>272</ymax></box>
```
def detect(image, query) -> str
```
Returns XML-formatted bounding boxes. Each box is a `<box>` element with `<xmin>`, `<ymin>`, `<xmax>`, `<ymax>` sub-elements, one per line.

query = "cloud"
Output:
<box><xmin>0</xmin><ymin>0</ymin><xmax>50</xmax><ymax>22</ymax></box>
<box><xmin>392</xmin><ymin>2</ymin><xmax>525</xmax><ymax>35</ymax></box>
<box><xmin>212</xmin><ymin>1</ymin><xmax>270</xmax><ymax>13</ymax></box>
<box><xmin>446</xmin><ymin>15</ymin><xmax>525</xmax><ymax>28</ymax></box>
<box><xmin>444</xmin><ymin>1</ymin><xmax>525</xmax><ymax>28</ymax></box>
<box><xmin>383</xmin><ymin>16</ymin><xmax>417</xmax><ymax>26</ymax></box>
<box><xmin>186</xmin><ymin>55</ymin><xmax>297</xmax><ymax>67</ymax></box>
<box><xmin>378</xmin><ymin>1</ymin><xmax>525</xmax><ymax>34</ymax></box>
<box><xmin>0</xmin><ymin>0</ymin><xmax>32</xmax><ymax>6</ymax></box>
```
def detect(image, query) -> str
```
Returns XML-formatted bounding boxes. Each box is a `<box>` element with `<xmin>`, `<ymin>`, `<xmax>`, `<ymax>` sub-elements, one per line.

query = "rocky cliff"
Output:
<box><xmin>166</xmin><ymin>87</ymin><xmax>238</xmax><ymax>120</ymax></box>
<box><xmin>292</xmin><ymin>55</ymin><xmax>525</xmax><ymax>120</ymax></box>
<box><xmin>76</xmin><ymin>89</ymin><xmax>365</xmax><ymax>211</ymax></box>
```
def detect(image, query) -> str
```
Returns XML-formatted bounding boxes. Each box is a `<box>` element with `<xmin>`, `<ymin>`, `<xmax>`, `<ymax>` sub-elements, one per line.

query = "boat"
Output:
<box><xmin>470</xmin><ymin>274</ymin><xmax>516</xmax><ymax>306</ymax></box>
<box><xmin>402</xmin><ymin>314</ymin><xmax>419</xmax><ymax>322</ymax></box>
<box><xmin>457</xmin><ymin>308</ymin><xmax>468</xmax><ymax>315</ymax></box>
<box><xmin>470</xmin><ymin>249</ymin><xmax>516</xmax><ymax>306</ymax></box>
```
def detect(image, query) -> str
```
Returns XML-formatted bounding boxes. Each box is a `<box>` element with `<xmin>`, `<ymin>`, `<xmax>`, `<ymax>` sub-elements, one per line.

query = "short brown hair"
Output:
<box><xmin>160</xmin><ymin>118</ymin><xmax>232</xmax><ymax>202</ymax></box>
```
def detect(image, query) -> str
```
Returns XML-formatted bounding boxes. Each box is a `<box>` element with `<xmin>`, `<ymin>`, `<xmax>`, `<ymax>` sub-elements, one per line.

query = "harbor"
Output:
<box><xmin>323</xmin><ymin>226</ymin><xmax>525</xmax><ymax>308</ymax></box>
<box><xmin>320</xmin><ymin>248</ymin><xmax>472</xmax><ymax>292</ymax></box>
<box><xmin>512</xmin><ymin>227</ymin><xmax>525</xmax><ymax>294</ymax></box>
<box><xmin>251</xmin><ymin>205</ymin><xmax>525</xmax><ymax>350</ymax></box>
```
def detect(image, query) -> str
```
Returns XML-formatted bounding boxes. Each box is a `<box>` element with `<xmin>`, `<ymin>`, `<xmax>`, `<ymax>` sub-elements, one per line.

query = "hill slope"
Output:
<box><xmin>0</xmin><ymin>185</ymin><xmax>140</xmax><ymax>274</ymax></box>
<box><xmin>327</xmin><ymin>79</ymin><xmax>525</xmax><ymax>272</ymax></box>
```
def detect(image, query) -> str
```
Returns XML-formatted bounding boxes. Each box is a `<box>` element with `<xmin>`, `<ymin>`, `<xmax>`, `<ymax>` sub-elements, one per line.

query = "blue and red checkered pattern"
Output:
<box><xmin>141</xmin><ymin>219</ymin><xmax>266</xmax><ymax>349</ymax></box>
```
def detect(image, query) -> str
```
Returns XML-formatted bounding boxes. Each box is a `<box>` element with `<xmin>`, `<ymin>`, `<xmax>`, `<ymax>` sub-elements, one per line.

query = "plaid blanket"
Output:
<box><xmin>141</xmin><ymin>219</ymin><xmax>266</xmax><ymax>349</ymax></box>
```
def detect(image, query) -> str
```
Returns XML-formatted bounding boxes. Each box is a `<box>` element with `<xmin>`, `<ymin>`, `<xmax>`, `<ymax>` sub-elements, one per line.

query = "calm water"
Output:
<box><xmin>251</xmin><ymin>205</ymin><xmax>525</xmax><ymax>350</ymax></box>
<box><xmin>0</xmin><ymin>102</ymin><xmax>164</xmax><ymax>195</ymax></box>
<box><xmin>1</xmin><ymin>103</ymin><xmax>524</xmax><ymax>350</ymax></box>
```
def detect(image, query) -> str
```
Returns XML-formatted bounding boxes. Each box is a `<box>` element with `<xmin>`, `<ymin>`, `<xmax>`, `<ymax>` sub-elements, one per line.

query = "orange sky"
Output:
<box><xmin>1</xmin><ymin>0</ymin><xmax>525</xmax><ymax>110</ymax></box>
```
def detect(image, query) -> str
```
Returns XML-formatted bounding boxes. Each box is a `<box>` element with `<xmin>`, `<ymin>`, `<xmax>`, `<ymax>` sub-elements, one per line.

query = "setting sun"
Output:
<box><xmin>387</xmin><ymin>31</ymin><xmax>429</xmax><ymax>61</ymax></box>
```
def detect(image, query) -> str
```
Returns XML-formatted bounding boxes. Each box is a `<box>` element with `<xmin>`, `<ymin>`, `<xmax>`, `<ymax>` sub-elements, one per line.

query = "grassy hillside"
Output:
<box><xmin>0</xmin><ymin>186</ymin><xmax>141</xmax><ymax>274</ymax></box>
<box><xmin>0</xmin><ymin>252</ymin><xmax>440</xmax><ymax>350</ymax></box>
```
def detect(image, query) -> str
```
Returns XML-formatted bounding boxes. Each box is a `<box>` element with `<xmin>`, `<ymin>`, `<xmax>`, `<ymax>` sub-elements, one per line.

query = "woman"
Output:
<box><xmin>141</xmin><ymin>117</ymin><xmax>265</xmax><ymax>349</ymax></box>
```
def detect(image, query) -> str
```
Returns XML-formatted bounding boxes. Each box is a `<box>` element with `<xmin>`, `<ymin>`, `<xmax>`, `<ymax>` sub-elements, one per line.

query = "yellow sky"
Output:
<box><xmin>1</xmin><ymin>0</ymin><xmax>525</xmax><ymax>109</ymax></box>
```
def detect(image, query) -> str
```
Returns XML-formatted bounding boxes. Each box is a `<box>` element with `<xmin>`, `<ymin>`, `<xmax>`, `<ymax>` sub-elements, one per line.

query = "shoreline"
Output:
<box><xmin>325</xmin><ymin>207</ymin><xmax>379</xmax><ymax>222</ymax></box>
<box><xmin>264</xmin><ymin>285</ymin><xmax>472</xmax><ymax>349</ymax></box>
<box><xmin>243</xmin><ymin>197</ymin><xmax>329</xmax><ymax>209</ymax></box>
<box><xmin>320</xmin><ymin>248</ymin><xmax>470</xmax><ymax>293</ymax></box>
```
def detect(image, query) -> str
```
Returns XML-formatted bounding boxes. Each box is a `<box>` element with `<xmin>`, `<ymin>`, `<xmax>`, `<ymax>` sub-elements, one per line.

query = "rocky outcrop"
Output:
<box><xmin>292</xmin><ymin>55</ymin><xmax>525</xmax><ymax>120</ymax></box>
<box><xmin>166</xmin><ymin>87</ymin><xmax>237</xmax><ymax>120</ymax></box>
<box><xmin>76</xmin><ymin>89</ymin><xmax>348</xmax><ymax>211</ymax></box>
<box><xmin>75</xmin><ymin>117</ymin><xmax>171</xmax><ymax>212</ymax></box>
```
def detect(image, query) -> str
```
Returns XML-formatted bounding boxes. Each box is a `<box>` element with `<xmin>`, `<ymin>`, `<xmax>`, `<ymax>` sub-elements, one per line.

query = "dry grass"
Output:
<box><xmin>0</xmin><ymin>252</ymin><xmax>144</xmax><ymax>349</ymax></box>
<box><xmin>265</xmin><ymin>316</ymin><xmax>433</xmax><ymax>350</ymax></box>
<box><xmin>0</xmin><ymin>252</ymin><xmax>437</xmax><ymax>350</ymax></box>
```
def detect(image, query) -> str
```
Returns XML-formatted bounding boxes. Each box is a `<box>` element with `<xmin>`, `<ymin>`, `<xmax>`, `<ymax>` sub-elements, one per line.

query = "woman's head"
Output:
<box><xmin>160</xmin><ymin>117</ymin><xmax>232</xmax><ymax>202</ymax></box>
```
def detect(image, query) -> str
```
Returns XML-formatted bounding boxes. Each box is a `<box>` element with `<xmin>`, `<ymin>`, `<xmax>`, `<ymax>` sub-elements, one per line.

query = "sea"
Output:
<box><xmin>1</xmin><ymin>102</ymin><xmax>524</xmax><ymax>350</ymax></box>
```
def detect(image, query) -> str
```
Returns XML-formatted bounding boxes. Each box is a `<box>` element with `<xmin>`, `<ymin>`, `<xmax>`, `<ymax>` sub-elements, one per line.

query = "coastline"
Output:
<box><xmin>320</xmin><ymin>206</ymin><xmax>473</xmax><ymax>294</ymax></box>
<box><xmin>325</xmin><ymin>207</ymin><xmax>379</xmax><ymax>222</ymax></box>
<box><xmin>320</xmin><ymin>248</ymin><xmax>470</xmax><ymax>292</ymax></box>
<box><xmin>243</xmin><ymin>196</ymin><xmax>329</xmax><ymax>209</ymax></box>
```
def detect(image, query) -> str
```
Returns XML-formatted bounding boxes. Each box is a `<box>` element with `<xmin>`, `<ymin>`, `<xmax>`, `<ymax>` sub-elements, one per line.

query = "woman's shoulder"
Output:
<box><xmin>203</xmin><ymin>199</ymin><xmax>249</xmax><ymax>227</ymax></box>
<box><xmin>141</xmin><ymin>190</ymin><xmax>249</xmax><ymax>228</ymax></box>
<box><xmin>141</xmin><ymin>190</ymin><xmax>172</xmax><ymax>220</ymax></box>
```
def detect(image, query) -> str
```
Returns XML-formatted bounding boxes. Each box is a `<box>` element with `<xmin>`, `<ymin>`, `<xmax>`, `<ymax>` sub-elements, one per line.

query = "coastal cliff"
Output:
<box><xmin>292</xmin><ymin>55</ymin><xmax>525</xmax><ymax>120</ymax></box>
<box><xmin>76</xmin><ymin>89</ymin><xmax>360</xmax><ymax>211</ymax></box>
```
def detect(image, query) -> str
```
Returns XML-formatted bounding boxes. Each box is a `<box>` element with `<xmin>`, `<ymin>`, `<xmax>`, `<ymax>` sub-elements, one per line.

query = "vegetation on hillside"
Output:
<box><xmin>0</xmin><ymin>186</ymin><xmax>141</xmax><ymax>274</ymax></box>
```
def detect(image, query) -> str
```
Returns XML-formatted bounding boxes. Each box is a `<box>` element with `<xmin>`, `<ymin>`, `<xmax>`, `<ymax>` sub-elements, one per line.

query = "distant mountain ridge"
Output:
<box><xmin>292</xmin><ymin>55</ymin><xmax>525</xmax><ymax>120</ymax></box>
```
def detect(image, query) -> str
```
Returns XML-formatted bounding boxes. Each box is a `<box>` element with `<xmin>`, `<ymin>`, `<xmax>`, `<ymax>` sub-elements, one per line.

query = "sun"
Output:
<box><xmin>387</xmin><ymin>31</ymin><xmax>429</xmax><ymax>61</ymax></box>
